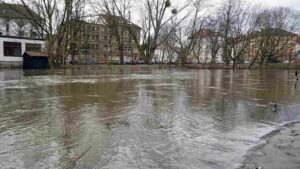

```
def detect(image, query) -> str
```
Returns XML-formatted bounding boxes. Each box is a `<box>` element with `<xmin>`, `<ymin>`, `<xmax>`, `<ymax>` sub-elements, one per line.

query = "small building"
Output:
<box><xmin>0</xmin><ymin>3</ymin><xmax>46</xmax><ymax>67</ymax></box>
<box><xmin>23</xmin><ymin>51</ymin><xmax>48</xmax><ymax>69</ymax></box>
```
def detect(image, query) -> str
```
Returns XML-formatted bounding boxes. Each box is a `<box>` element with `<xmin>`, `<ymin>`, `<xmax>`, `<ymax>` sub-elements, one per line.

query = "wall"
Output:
<box><xmin>0</xmin><ymin>18</ymin><xmax>39</xmax><ymax>38</ymax></box>
<box><xmin>193</xmin><ymin>38</ymin><xmax>223</xmax><ymax>63</ymax></box>
<box><xmin>71</xmin><ymin>21</ymin><xmax>141</xmax><ymax>64</ymax></box>
<box><xmin>296</xmin><ymin>43</ymin><xmax>300</xmax><ymax>60</ymax></box>
<box><xmin>0</xmin><ymin>37</ymin><xmax>45</xmax><ymax>64</ymax></box>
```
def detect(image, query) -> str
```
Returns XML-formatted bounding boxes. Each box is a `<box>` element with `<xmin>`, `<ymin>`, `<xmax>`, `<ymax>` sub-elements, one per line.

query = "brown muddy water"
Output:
<box><xmin>0</xmin><ymin>68</ymin><xmax>300</xmax><ymax>169</ymax></box>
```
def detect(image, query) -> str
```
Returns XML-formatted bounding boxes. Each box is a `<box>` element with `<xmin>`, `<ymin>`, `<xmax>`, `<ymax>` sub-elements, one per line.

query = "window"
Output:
<box><xmin>26</xmin><ymin>43</ymin><xmax>42</xmax><ymax>52</ymax></box>
<box><xmin>4</xmin><ymin>42</ymin><xmax>22</xmax><ymax>57</ymax></box>
<box><xmin>30</xmin><ymin>31</ymin><xmax>38</xmax><ymax>38</ymax></box>
<box><xmin>5</xmin><ymin>22</ymin><xmax>9</xmax><ymax>35</ymax></box>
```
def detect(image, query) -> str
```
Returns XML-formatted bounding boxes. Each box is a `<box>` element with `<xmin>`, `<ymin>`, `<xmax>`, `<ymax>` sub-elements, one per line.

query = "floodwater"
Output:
<box><xmin>0</xmin><ymin>67</ymin><xmax>299</xmax><ymax>169</ymax></box>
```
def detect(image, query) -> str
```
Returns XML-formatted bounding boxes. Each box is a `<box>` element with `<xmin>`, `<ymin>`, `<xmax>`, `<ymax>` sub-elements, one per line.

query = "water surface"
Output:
<box><xmin>0</xmin><ymin>68</ymin><xmax>299</xmax><ymax>169</ymax></box>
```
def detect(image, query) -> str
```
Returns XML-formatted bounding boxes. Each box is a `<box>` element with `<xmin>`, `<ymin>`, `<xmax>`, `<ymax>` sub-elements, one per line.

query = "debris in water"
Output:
<box><xmin>272</xmin><ymin>103</ymin><xmax>278</xmax><ymax>112</ymax></box>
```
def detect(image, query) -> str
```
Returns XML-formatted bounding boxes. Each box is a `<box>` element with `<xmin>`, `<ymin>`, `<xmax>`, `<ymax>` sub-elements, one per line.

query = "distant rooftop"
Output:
<box><xmin>99</xmin><ymin>14</ymin><xmax>141</xmax><ymax>29</ymax></box>
<box><xmin>252</xmin><ymin>28</ymin><xmax>298</xmax><ymax>37</ymax></box>
<box><xmin>0</xmin><ymin>3</ymin><xmax>40</xmax><ymax>20</ymax></box>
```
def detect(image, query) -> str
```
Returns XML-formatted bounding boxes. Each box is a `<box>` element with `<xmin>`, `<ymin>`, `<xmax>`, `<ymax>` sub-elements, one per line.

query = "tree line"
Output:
<box><xmin>1</xmin><ymin>0</ymin><xmax>299</xmax><ymax>68</ymax></box>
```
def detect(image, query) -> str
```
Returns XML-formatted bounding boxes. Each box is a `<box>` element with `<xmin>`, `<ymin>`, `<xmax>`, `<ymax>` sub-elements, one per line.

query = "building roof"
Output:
<box><xmin>100</xmin><ymin>14</ymin><xmax>141</xmax><ymax>29</ymax></box>
<box><xmin>24</xmin><ymin>51</ymin><xmax>48</xmax><ymax>58</ymax></box>
<box><xmin>252</xmin><ymin>28</ymin><xmax>298</xmax><ymax>37</ymax></box>
<box><xmin>194</xmin><ymin>29</ymin><xmax>220</xmax><ymax>38</ymax></box>
<box><xmin>0</xmin><ymin>3</ymin><xmax>40</xmax><ymax>20</ymax></box>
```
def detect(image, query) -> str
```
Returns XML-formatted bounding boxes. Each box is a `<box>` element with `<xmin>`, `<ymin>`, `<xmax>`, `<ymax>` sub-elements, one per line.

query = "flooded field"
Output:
<box><xmin>0</xmin><ymin>68</ymin><xmax>300</xmax><ymax>169</ymax></box>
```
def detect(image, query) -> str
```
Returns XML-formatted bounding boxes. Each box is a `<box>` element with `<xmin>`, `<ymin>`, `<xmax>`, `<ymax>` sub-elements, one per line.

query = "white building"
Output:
<box><xmin>190</xmin><ymin>29</ymin><xmax>223</xmax><ymax>64</ymax></box>
<box><xmin>0</xmin><ymin>3</ymin><xmax>46</xmax><ymax>67</ymax></box>
<box><xmin>153</xmin><ymin>44</ymin><xmax>178</xmax><ymax>64</ymax></box>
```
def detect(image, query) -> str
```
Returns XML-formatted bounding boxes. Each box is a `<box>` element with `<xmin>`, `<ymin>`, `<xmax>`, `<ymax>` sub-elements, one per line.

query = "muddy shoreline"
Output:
<box><xmin>238</xmin><ymin>122</ymin><xmax>300</xmax><ymax>169</ymax></box>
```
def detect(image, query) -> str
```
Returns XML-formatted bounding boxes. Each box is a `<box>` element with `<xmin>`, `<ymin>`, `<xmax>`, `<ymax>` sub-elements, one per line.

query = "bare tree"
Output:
<box><xmin>17</xmin><ymin>0</ymin><xmax>59</xmax><ymax>67</ymax></box>
<box><xmin>165</xmin><ymin>0</ymin><xmax>204</xmax><ymax>65</ymax></box>
<box><xmin>206</xmin><ymin>18</ymin><xmax>223</xmax><ymax>65</ymax></box>
<box><xmin>159</xmin><ymin>26</ymin><xmax>178</xmax><ymax>64</ymax></box>
<box><xmin>60</xmin><ymin>0</ymin><xmax>87</xmax><ymax>64</ymax></box>
<box><xmin>217</xmin><ymin>0</ymin><xmax>236</xmax><ymax>66</ymax></box>
<box><xmin>216</xmin><ymin>0</ymin><xmax>257</xmax><ymax>68</ymax></box>
<box><xmin>125</xmin><ymin>0</ymin><xmax>190</xmax><ymax>64</ymax></box>
<box><xmin>191</xmin><ymin>17</ymin><xmax>223</xmax><ymax>66</ymax></box>
<box><xmin>192</xmin><ymin>33</ymin><xmax>204</xmax><ymax>64</ymax></box>
<box><xmin>89</xmin><ymin>0</ymin><xmax>190</xmax><ymax>64</ymax></box>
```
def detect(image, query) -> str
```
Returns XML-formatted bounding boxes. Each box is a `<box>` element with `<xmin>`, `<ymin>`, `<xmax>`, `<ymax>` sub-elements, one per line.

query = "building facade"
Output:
<box><xmin>191</xmin><ymin>29</ymin><xmax>223</xmax><ymax>64</ymax></box>
<box><xmin>68</xmin><ymin>15</ymin><xmax>141</xmax><ymax>64</ymax></box>
<box><xmin>0</xmin><ymin>3</ymin><xmax>46</xmax><ymax>67</ymax></box>
<box><xmin>153</xmin><ymin>43</ymin><xmax>178</xmax><ymax>63</ymax></box>
<box><xmin>248</xmin><ymin>28</ymin><xmax>299</xmax><ymax>63</ymax></box>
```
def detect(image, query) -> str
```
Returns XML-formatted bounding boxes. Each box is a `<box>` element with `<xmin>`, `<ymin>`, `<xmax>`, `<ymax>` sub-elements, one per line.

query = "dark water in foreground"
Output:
<box><xmin>0</xmin><ymin>68</ymin><xmax>300</xmax><ymax>169</ymax></box>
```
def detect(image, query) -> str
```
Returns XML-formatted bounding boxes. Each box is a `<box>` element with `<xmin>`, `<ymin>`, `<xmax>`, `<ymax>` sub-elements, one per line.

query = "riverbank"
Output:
<box><xmin>60</xmin><ymin>64</ymin><xmax>177</xmax><ymax>70</ymax></box>
<box><xmin>184</xmin><ymin>63</ymin><xmax>300</xmax><ymax>70</ymax></box>
<box><xmin>61</xmin><ymin>63</ymin><xmax>300</xmax><ymax>70</ymax></box>
<box><xmin>239</xmin><ymin>122</ymin><xmax>300</xmax><ymax>169</ymax></box>
<box><xmin>1</xmin><ymin>62</ymin><xmax>300</xmax><ymax>70</ymax></box>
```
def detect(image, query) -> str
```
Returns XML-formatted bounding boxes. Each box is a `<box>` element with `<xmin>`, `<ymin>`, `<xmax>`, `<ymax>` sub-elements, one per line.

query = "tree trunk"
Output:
<box><xmin>118</xmin><ymin>44</ymin><xmax>124</xmax><ymax>64</ymax></box>
<box><xmin>145</xmin><ymin>48</ymin><xmax>155</xmax><ymax>64</ymax></box>
<box><xmin>197</xmin><ymin>55</ymin><xmax>200</xmax><ymax>64</ymax></box>
<box><xmin>181</xmin><ymin>53</ymin><xmax>188</xmax><ymax>66</ymax></box>
<box><xmin>248</xmin><ymin>57</ymin><xmax>257</xmax><ymax>69</ymax></box>
<box><xmin>47</xmin><ymin>35</ymin><xmax>55</xmax><ymax>69</ymax></box>
<box><xmin>232</xmin><ymin>59</ymin><xmax>236</xmax><ymax>69</ymax></box>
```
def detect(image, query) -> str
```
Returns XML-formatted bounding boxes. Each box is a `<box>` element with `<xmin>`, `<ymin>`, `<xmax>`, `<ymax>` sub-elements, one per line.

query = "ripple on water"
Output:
<box><xmin>0</xmin><ymin>69</ymin><xmax>300</xmax><ymax>169</ymax></box>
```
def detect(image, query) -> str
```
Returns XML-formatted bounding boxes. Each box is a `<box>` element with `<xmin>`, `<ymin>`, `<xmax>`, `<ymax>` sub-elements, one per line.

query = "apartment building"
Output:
<box><xmin>69</xmin><ymin>14</ymin><xmax>141</xmax><ymax>64</ymax></box>
<box><xmin>248</xmin><ymin>28</ymin><xmax>299</xmax><ymax>62</ymax></box>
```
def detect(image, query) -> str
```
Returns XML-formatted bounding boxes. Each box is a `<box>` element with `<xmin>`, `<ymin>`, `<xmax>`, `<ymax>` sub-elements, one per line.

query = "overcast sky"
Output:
<box><xmin>120</xmin><ymin>0</ymin><xmax>300</xmax><ymax>28</ymax></box>
<box><xmin>244</xmin><ymin>0</ymin><xmax>300</xmax><ymax>10</ymax></box>
<box><xmin>200</xmin><ymin>0</ymin><xmax>300</xmax><ymax>11</ymax></box>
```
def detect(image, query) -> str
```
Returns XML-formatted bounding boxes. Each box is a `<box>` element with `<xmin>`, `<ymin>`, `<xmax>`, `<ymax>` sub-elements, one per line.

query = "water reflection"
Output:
<box><xmin>0</xmin><ymin>68</ymin><xmax>299</xmax><ymax>169</ymax></box>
